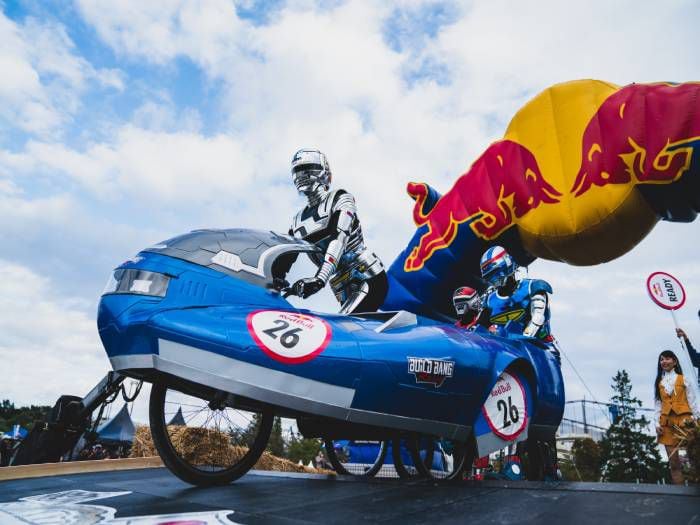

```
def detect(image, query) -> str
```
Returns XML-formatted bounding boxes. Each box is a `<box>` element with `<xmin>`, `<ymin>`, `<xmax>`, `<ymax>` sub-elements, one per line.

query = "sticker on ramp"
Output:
<box><xmin>0</xmin><ymin>490</ymin><xmax>240</xmax><ymax>524</ymax></box>
<box><xmin>247</xmin><ymin>310</ymin><xmax>331</xmax><ymax>364</ymax></box>
<box><xmin>481</xmin><ymin>371</ymin><xmax>528</xmax><ymax>440</ymax></box>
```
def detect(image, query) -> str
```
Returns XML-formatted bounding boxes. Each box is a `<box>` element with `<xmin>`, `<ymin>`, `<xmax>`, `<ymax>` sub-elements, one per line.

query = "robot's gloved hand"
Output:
<box><xmin>270</xmin><ymin>277</ymin><xmax>290</xmax><ymax>292</ymax></box>
<box><xmin>291</xmin><ymin>277</ymin><xmax>324</xmax><ymax>299</ymax></box>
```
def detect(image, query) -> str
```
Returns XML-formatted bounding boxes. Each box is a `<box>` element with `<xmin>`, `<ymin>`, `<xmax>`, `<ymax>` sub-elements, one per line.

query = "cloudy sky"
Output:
<box><xmin>1</xmin><ymin>0</ymin><xmax>699</xmax><ymax>427</ymax></box>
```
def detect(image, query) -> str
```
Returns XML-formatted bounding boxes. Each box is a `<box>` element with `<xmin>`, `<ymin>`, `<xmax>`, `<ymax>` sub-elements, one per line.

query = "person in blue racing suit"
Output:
<box><xmin>480</xmin><ymin>246</ymin><xmax>554</xmax><ymax>343</ymax></box>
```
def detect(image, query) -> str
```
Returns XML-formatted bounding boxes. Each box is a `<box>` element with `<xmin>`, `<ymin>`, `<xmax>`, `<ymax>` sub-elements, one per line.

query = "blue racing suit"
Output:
<box><xmin>484</xmin><ymin>279</ymin><xmax>553</xmax><ymax>342</ymax></box>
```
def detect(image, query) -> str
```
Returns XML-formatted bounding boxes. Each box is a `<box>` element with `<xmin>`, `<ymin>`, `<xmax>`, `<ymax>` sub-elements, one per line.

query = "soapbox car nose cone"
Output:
<box><xmin>97</xmin><ymin>269</ymin><xmax>171</xmax><ymax>334</ymax></box>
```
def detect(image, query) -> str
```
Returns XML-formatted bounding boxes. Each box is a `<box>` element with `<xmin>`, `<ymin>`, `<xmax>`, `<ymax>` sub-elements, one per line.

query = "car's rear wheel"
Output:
<box><xmin>393</xmin><ymin>435</ymin><xmax>474</xmax><ymax>480</ymax></box>
<box><xmin>149</xmin><ymin>381</ymin><xmax>273</xmax><ymax>486</ymax></box>
<box><xmin>391</xmin><ymin>437</ymin><xmax>420</xmax><ymax>478</ymax></box>
<box><xmin>414</xmin><ymin>436</ymin><xmax>475</xmax><ymax>480</ymax></box>
<box><xmin>323</xmin><ymin>439</ymin><xmax>387</xmax><ymax>477</ymax></box>
<box><xmin>520</xmin><ymin>437</ymin><xmax>559</xmax><ymax>481</ymax></box>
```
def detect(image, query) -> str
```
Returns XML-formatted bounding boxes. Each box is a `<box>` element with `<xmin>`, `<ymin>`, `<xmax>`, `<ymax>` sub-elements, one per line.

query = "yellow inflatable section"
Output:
<box><xmin>501</xmin><ymin>79</ymin><xmax>699</xmax><ymax>264</ymax></box>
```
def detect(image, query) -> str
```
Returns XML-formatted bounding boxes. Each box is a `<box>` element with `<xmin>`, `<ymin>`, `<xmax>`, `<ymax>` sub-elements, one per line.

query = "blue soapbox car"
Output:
<box><xmin>98</xmin><ymin>229</ymin><xmax>564</xmax><ymax>485</ymax></box>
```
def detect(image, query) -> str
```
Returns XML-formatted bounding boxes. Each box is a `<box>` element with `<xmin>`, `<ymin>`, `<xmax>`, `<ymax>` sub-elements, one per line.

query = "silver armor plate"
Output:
<box><xmin>290</xmin><ymin>189</ymin><xmax>384</xmax><ymax>311</ymax></box>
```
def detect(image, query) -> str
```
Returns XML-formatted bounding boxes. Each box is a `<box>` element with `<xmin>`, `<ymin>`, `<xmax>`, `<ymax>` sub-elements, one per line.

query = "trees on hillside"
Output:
<box><xmin>0</xmin><ymin>399</ymin><xmax>50</xmax><ymax>433</ymax></box>
<box><xmin>562</xmin><ymin>438</ymin><xmax>602</xmax><ymax>481</ymax></box>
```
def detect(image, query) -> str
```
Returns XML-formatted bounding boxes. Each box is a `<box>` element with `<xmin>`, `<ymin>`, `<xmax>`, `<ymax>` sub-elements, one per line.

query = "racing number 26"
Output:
<box><xmin>261</xmin><ymin>320</ymin><xmax>302</xmax><ymax>349</ymax></box>
<box><xmin>496</xmin><ymin>396</ymin><xmax>519</xmax><ymax>428</ymax></box>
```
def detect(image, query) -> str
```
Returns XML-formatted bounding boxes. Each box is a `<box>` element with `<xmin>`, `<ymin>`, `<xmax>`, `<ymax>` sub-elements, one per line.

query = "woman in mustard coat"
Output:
<box><xmin>654</xmin><ymin>350</ymin><xmax>700</xmax><ymax>484</ymax></box>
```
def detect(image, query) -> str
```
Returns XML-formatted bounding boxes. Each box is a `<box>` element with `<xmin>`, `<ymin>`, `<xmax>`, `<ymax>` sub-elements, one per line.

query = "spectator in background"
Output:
<box><xmin>0</xmin><ymin>437</ymin><xmax>14</xmax><ymax>467</ymax></box>
<box><xmin>677</xmin><ymin>328</ymin><xmax>699</xmax><ymax>375</ymax></box>
<box><xmin>314</xmin><ymin>451</ymin><xmax>329</xmax><ymax>470</ymax></box>
<box><xmin>89</xmin><ymin>444</ymin><xmax>107</xmax><ymax>460</ymax></box>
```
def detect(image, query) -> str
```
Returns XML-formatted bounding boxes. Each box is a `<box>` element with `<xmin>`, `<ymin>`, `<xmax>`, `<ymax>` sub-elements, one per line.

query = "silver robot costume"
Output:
<box><xmin>288</xmin><ymin>149</ymin><xmax>387</xmax><ymax>313</ymax></box>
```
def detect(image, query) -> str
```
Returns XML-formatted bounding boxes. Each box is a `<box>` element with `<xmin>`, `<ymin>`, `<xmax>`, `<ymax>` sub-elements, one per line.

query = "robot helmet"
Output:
<box><xmin>453</xmin><ymin>286</ymin><xmax>481</xmax><ymax>316</ymax></box>
<box><xmin>480</xmin><ymin>246</ymin><xmax>516</xmax><ymax>288</ymax></box>
<box><xmin>291</xmin><ymin>149</ymin><xmax>332</xmax><ymax>197</ymax></box>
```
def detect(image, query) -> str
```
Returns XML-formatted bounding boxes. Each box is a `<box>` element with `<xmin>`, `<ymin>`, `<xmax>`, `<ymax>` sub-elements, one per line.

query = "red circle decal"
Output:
<box><xmin>481</xmin><ymin>371</ymin><xmax>528</xmax><ymax>441</ymax></box>
<box><xmin>246</xmin><ymin>310</ymin><xmax>331</xmax><ymax>364</ymax></box>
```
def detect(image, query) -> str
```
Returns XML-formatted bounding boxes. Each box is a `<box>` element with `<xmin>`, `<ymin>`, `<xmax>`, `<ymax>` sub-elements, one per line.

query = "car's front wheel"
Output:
<box><xmin>149</xmin><ymin>381</ymin><xmax>273</xmax><ymax>486</ymax></box>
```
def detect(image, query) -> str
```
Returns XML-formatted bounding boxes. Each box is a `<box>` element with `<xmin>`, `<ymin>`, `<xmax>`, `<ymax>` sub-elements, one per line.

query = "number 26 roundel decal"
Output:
<box><xmin>481</xmin><ymin>371</ymin><xmax>528</xmax><ymax>440</ymax></box>
<box><xmin>247</xmin><ymin>310</ymin><xmax>332</xmax><ymax>364</ymax></box>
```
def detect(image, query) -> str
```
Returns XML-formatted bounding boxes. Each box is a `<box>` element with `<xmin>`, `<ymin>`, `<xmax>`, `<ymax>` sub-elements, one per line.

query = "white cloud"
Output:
<box><xmin>76</xmin><ymin>0</ymin><xmax>246</xmax><ymax>66</ymax></box>
<box><xmin>535</xmin><ymin>219</ymin><xmax>700</xmax><ymax>412</ymax></box>
<box><xmin>431</xmin><ymin>0</ymin><xmax>700</xmax><ymax>116</ymax></box>
<box><xmin>11</xmin><ymin>127</ymin><xmax>257</xmax><ymax>203</ymax></box>
<box><xmin>0</xmin><ymin>260</ymin><xmax>109</xmax><ymax>405</ymax></box>
<box><xmin>2</xmin><ymin>0</ymin><xmax>699</xmax><ymax>417</ymax></box>
<box><xmin>0</xmin><ymin>11</ymin><xmax>123</xmax><ymax>137</ymax></box>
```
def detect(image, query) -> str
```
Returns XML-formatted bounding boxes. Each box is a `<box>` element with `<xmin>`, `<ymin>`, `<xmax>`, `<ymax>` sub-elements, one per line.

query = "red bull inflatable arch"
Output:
<box><xmin>382</xmin><ymin>79</ymin><xmax>700</xmax><ymax>317</ymax></box>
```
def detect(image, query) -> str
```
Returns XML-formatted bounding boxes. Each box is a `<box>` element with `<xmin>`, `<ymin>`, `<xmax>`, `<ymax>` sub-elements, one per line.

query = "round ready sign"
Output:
<box><xmin>646</xmin><ymin>272</ymin><xmax>686</xmax><ymax>311</ymax></box>
<box><xmin>481</xmin><ymin>371</ymin><xmax>528</xmax><ymax>440</ymax></box>
<box><xmin>247</xmin><ymin>310</ymin><xmax>331</xmax><ymax>364</ymax></box>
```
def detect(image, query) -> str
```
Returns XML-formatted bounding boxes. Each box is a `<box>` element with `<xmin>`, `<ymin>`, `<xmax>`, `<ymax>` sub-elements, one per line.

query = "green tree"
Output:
<box><xmin>266</xmin><ymin>417</ymin><xmax>285</xmax><ymax>457</ymax></box>
<box><xmin>0</xmin><ymin>399</ymin><xmax>51</xmax><ymax>433</ymax></box>
<box><xmin>234</xmin><ymin>413</ymin><xmax>263</xmax><ymax>448</ymax></box>
<box><xmin>599</xmin><ymin>370</ymin><xmax>665</xmax><ymax>483</ymax></box>
<box><xmin>285</xmin><ymin>426</ymin><xmax>321</xmax><ymax>465</ymax></box>
<box><xmin>571</xmin><ymin>438</ymin><xmax>602</xmax><ymax>481</ymax></box>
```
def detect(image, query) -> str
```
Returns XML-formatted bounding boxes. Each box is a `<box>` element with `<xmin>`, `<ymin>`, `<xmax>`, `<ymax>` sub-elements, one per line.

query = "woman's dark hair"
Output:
<box><xmin>654</xmin><ymin>350</ymin><xmax>683</xmax><ymax>401</ymax></box>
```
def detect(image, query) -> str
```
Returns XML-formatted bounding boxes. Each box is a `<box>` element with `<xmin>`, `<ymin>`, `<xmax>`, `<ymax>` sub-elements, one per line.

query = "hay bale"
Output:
<box><xmin>130</xmin><ymin>425</ymin><xmax>157</xmax><ymax>458</ymax></box>
<box><xmin>130</xmin><ymin>424</ymin><xmax>334</xmax><ymax>475</ymax></box>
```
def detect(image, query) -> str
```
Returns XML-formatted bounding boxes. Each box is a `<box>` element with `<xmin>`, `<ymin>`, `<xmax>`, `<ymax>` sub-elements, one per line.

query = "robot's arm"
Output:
<box><xmin>291</xmin><ymin>192</ymin><xmax>356</xmax><ymax>299</ymax></box>
<box><xmin>523</xmin><ymin>292</ymin><xmax>547</xmax><ymax>337</ymax></box>
<box><xmin>315</xmin><ymin>192</ymin><xmax>356</xmax><ymax>284</ymax></box>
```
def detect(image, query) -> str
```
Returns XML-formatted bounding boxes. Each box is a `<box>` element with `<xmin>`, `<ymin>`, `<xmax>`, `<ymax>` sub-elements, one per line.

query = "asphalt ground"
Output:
<box><xmin>1</xmin><ymin>467</ymin><xmax>698</xmax><ymax>524</ymax></box>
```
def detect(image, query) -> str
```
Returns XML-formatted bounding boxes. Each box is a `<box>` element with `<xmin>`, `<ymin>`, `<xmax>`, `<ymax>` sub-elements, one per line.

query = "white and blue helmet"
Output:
<box><xmin>480</xmin><ymin>246</ymin><xmax>516</xmax><ymax>288</ymax></box>
<box><xmin>291</xmin><ymin>149</ymin><xmax>332</xmax><ymax>196</ymax></box>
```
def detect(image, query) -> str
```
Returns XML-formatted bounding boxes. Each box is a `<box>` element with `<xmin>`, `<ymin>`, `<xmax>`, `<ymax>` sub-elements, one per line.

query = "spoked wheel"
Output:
<box><xmin>323</xmin><ymin>439</ymin><xmax>388</xmax><ymax>477</ymax></box>
<box><xmin>393</xmin><ymin>436</ymin><xmax>474</xmax><ymax>480</ymax></box>
<box><xmin>520</xmin><ymin>438</ymin><xmax>559</xmax><ymax>481</ymax></box>
<box><xmin>149</xmin><ymin>381</ymin><xmax>273</xmax><ymax>486</ymax></box>
<box><xmin>413</xmin><ymin>436</ymin><xmax>476</xmax><ymax>481</ymax></box>
<box><xmin>391</xmin><ymin>438</ymin><xmax>420</xmax><ymax>478</ymax></box>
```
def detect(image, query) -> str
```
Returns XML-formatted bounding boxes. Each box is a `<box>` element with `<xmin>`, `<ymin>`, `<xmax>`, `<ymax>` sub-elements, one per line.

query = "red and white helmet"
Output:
<box><xmin>480</xmin><ymin>245</ymin><xmax>515</xmax><ymax>288</ymax></box>
<box><xmin>453</xmin><ymin>286</ymin><xmax>481</xmax><ymax>316</ymax></box>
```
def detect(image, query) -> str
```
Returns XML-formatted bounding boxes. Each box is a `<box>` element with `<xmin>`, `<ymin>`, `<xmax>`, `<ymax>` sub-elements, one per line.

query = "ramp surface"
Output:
<box><xmin>1</xmin><ymin>467</ymin><xmax>698</xmax><ymax>524</ymax></box>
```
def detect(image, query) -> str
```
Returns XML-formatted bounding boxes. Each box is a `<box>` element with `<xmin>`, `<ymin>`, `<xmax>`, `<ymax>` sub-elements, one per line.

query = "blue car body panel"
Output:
<box><xmin>97</xmin><ymin>229</ymin><xmax>564</xmax><ymax>441</ymax></box>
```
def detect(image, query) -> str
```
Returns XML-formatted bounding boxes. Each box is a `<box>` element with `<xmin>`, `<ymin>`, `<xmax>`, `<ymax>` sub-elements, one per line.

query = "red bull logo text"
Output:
<box><xmin>571</xmin><ymin>82</ymin><xmax>700</xmax><ymax>196</ymax></box>
<box><xmin>404</xmin><ymin>140</ymin><xmax>561</xmax><ymax>271</ymax></box>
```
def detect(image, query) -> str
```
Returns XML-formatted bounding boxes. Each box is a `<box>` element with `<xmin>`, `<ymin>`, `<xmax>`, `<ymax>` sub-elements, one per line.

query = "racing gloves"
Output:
<box><xmin>291</xmin><ymin>277</ymin><xmax>324</xmax><ymax>298</ymax></box>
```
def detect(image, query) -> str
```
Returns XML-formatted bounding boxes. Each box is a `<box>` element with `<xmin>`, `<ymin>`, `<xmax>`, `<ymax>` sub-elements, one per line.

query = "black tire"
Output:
<box><xmin>405</xmin><ymin>436</ymin><xmax>475</xmax><ymax>481</ymax></box>
<box><xmin>410</xmin><ymin>437</ymin><xmax>435</xmax><ymax>478</ymax></box>
<box><xmin>391</xmin><ymin>437</ymin><xmax>426</xmax><ymax>479</ymax></box>
<box><xmin>149</xmin><ymin>381</ymin><xmax>273</xmax><ymax>486</ymax></box>
<box><xmin>324</xmin><ymin>439</ymin><xmax>387</xmax><ymax>477</ymax></box>
<box><xmin>522</xmin><ymin>438</ymin><xmax>558</xmax><ymax>481</ymax></box>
